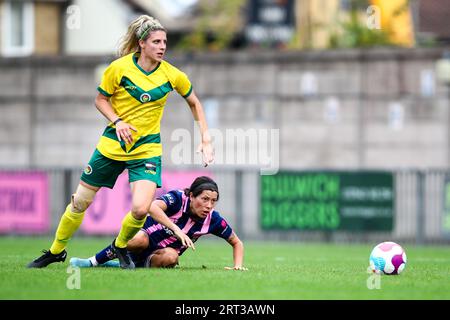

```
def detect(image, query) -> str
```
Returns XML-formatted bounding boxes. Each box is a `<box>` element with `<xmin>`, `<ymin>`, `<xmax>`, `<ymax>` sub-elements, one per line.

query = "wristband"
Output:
<box><xmin>113</xmin><ymin>118</ymin><xmax>122</xmax><ymax>125</ymax></box>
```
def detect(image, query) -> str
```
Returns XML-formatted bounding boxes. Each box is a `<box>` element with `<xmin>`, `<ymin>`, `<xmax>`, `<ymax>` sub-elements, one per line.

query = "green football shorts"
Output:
<box><xmin>80</xmin><ymin>149</ymin><xmax>161</xmax><ymax>189</ymax></box>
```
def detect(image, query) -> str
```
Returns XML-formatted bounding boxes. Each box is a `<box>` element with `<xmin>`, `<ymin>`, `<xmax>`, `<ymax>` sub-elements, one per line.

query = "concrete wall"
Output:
<box><xmin>0</xmin><ymin>47</ymin><xmax>449</xmax><ymax>170</ymax></box>
<box><xmin>168</xmin><ymin>48</ymin><xmax>450</xmax><ymax>171</ymax></box>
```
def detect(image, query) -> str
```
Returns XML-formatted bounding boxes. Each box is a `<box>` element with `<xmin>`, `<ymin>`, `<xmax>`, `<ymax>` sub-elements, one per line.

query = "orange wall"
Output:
<box><xmin>370</xmin><ymin>0</ymin><xmax>415</xmax><ymax>47</ymax></box>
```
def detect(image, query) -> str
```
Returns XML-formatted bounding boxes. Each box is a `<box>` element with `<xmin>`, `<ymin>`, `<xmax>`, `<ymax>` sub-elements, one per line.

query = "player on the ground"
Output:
<box><xmin>70</xmin><ymin>176</ymin><xmax>247</xmax><ymax>270</ymax></box>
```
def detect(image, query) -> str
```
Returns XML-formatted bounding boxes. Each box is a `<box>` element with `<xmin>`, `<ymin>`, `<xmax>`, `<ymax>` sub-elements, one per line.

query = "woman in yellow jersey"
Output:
<box><xmin>27</xmin><ymin>15</ymin><xmax>214</xmax><ymax>269</ymax></box>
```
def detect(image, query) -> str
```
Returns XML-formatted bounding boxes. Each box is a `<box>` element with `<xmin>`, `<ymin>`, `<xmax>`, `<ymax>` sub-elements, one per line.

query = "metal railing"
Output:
<box><xmin>1</xmin><ymin>167</ymin><xmax>449</xmax><ymax>244</ymax></box>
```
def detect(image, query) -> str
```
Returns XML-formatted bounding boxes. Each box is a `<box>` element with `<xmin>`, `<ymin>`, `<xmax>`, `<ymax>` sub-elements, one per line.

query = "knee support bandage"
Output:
<box><xmin>71</xmin><ymin>184</ymin><xmax>97</xmax><ymax>213</ymax></box>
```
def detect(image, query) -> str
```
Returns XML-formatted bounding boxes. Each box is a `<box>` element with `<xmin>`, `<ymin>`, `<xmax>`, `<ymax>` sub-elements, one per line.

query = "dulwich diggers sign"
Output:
<box><xmin>261</xmin><ymin>171</ymin><xmax>394</xmax><ymax>231</ymax></box>
<box><xmin>0</xmin><ymin>171</ymin><xmax>49</xmax><ymax>233</ymax></box>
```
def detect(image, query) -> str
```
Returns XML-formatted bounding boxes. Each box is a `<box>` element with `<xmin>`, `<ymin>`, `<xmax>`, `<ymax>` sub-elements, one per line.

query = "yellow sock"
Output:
<box><xmin>115</xmin><ymin>212</ymin><xmax>146</xmax><ymax>248</ymax></box>
<box><xmin>50</xmin><ymin>204</ymin><xmax>85</xmax><ymax>254</ymax></box>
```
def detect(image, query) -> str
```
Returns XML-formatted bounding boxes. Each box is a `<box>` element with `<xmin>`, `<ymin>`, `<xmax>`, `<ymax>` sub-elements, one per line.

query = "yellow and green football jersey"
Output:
<box><xmin>96</xmin><ymin>52</ymin><xmax>192</xmax><ymax>161</ymax></box>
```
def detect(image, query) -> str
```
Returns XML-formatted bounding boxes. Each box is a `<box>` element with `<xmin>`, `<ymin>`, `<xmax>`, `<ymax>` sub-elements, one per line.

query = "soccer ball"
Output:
<box><xmin>369</xmin><ymin>241</ymin><xmax>407</xmax><ymax>275</ymax></box>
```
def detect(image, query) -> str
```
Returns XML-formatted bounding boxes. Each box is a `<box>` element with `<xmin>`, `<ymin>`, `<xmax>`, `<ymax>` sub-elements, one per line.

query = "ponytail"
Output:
<box><xmin>117</xmin><ymin>15</ymin><xmax>166</xmax><ymax>57</ymax></box>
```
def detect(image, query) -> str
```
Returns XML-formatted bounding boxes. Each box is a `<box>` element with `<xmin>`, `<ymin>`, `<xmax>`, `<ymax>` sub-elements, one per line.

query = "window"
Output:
<box><xmin>340</xmin><ymin>0</ymin><xmax>368</xmax><ymax>11</ymax></box>
<box><xmin>1</xmin><ymin>1</ymin><xmax>34</xmax><ymax>56</ymax></box>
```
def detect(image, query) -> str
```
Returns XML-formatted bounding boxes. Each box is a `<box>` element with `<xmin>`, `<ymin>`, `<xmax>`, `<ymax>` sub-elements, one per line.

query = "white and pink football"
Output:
<box><xmin>369</xmin><ymin>241</ymin><xmax>407</xmax><ymax>275</ymax></box>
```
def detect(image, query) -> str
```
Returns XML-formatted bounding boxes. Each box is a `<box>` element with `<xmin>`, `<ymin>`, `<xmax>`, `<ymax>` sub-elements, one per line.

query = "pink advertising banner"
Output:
<box><xmin>0</xmin><ymin>171</ymin><xmax>49</xmax><ymax>234</ymax></box>
<box><xmin>82</xmin><ymin>171</ymin><xmax>212</xmax><ymax>234</ymax></box>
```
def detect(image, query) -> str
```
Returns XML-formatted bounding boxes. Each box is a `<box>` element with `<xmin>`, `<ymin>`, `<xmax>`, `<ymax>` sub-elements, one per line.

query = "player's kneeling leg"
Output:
<box><xmin>145</xmin><ymin>248</ymin><xmax>179</xmax><ymax>268</ymax></box>
<box><xmin>126</xmin><ymin>231</ymin><xmax>149</xmax><ymax>254</ymax></box>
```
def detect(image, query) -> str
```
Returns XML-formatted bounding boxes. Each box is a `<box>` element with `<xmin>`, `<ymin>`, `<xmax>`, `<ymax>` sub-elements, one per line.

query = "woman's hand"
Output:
<box><xmin>197</xmin><ymin>140</ymin><xmax>214</xmax><ymax>167</ymax></box>
<box><xmin>174</xmin><ymin>229</ymin><xmax>195</xmax><ymax>251</ymax></box>
<box><xmin>115</xmin><ymin>121</ymin><xmax>137</xmax><ymax>144</ymax></box>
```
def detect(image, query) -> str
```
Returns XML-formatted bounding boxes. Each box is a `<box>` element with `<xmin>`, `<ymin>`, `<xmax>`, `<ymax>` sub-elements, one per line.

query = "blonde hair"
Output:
<box><xmin>117</xmin><ymin>15</ymin><xmax>166</xmax><ymax>57</ymax></box>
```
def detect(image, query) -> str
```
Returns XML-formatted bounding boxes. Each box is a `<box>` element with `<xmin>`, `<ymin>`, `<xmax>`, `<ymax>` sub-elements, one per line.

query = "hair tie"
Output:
<box><xmin>198</xmin><ymin>182</ymin><xmax>218</xmax><ymax>192</ymax></box>
<box><xmin>139</xmin><ymin>27</ymin><xmax>151</xmax><ymax>41</ymax></box>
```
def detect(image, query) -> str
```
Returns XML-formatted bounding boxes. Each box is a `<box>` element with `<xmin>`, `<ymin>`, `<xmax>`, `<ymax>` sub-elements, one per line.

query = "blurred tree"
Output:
<box><xmin>175</xmin><ymin>0</ymin><xmax>246</xmax><ymax>52</ymax></box>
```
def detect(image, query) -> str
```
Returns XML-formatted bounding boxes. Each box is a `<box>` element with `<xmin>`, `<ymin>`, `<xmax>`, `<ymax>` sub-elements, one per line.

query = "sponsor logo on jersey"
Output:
<box><xmin>140</xmin><ymin>93</ymin><xmax>151</xmax><ymax>103</ymax></box>
<box><xmin>144</xmin><ymin>162</ymin><xmax>157</xmax><ymax>175</ymax></box>
<box><xmin>162</xmin><ymin>225</ymin><xmax>174</xmax><ymax>236</ymax></box>
<box><xmin>84</xmin><ymin>165</ymin><xmax>93</xmax><ymax>175</ymax></box>
<box><xmin>221</xmin><ymin>220</ymin><xmax>228</xmax><ymax>228</ymax></box>
<box><xmin>220</xmin><ymin>220</ymin><xmax>229</xmax><ymax>235</ymax></box>
<box><xmin>166</xmin><ymin>193</ymin><xmax>175</xmax><ymax>205</ymax></box>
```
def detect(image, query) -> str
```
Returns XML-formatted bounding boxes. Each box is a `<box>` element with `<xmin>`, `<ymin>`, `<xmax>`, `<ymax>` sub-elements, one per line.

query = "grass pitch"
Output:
<box><xmin>0</xmin><ymin>236</ymin><xmax>449</xmax><ymax>300</ymax></box>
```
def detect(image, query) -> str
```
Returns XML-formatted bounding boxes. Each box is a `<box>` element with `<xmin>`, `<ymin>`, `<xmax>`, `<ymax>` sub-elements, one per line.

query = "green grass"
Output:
<box><xmin>1</xmin><ymin>236</ymin><xmax>449</xmax><ymax>300</ymax></box>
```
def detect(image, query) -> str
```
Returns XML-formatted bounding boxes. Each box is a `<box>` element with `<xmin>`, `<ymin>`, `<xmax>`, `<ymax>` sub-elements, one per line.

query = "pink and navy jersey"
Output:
<box><xmin>137</xmin><ymin>189</ymin><xmax>233</xmax><ymax>261</ymax></box>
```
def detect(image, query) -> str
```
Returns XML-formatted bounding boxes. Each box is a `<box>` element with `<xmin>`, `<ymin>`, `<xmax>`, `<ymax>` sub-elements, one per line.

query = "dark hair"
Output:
<box><xmin>184</xmin><ymin>176</ymin><xmax>219</xmax><ymax>201</ymax></box>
